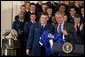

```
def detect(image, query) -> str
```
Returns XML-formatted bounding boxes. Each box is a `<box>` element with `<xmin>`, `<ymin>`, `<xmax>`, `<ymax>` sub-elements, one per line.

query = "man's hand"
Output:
<box><xmin>26</xmin><ymin>49</ymin><xmax>30</xmax><ymax>55</ymax></box>
<box><xmin>80</xmin><ymin>23</ymin><xmax>83</xmax><ymax>31</ymax></box>
<box><xmin>62</xmin><ymin>30</ymin><xmax>68</xmax><ymax>35</ymax></box>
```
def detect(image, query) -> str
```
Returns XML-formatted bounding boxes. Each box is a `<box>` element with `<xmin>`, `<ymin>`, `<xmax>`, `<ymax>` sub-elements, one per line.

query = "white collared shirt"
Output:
<box><xmin>26</xmin><ymin>9</ymin><xmax>29</xmax><ymax>12</ymax></box>
<box><xmin>57</xmin><ymin>22</ymin><xmax>64</xmax><ymax>33</ymax></box>
<box><xmin>57</xmin><ymin>22</ymin><xmax>65</xmax><ymax>40</ymax></box>
<box><xmin>31</xmin><ymin>20</ymin><xmax>36</xmax><ymax>23</ymax></box>
<box><xmin>30</xmin><ymin>11</ymin><xmax>35</xmax><ymax>13</ymax></box>
<box><xmin>19</xmin><ymin>18</ymin><xmax>24</xmax><ymax>22</ymax></box>
<box><xmin>41</xmin><ymin>24</ymin><xmax>46</xmax><ymax>28</ymax></box>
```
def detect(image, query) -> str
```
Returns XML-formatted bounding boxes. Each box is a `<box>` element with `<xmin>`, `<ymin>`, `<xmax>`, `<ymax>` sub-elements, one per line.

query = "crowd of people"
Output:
<box><xmin>12</xmin><ymin>1</ymin><xmax>84</xmax><ymax>56</ymax></box>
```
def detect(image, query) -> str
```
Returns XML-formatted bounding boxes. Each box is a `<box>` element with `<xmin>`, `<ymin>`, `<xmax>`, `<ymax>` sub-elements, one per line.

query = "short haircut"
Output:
<box><xmin>18</xmin><ymin>10</ymin><xmax>25</xmax><ymax>15</ymax></box>
<box><xmin>25</xmin><ymin>2</ymin><xmax>30</xmax><ymax>5</ymax></box>
<box><xmin>41</xmin><ymin>3</ymin><xmax>47</xmax><ymax>6</ymax></box>
<box><xmin>41</xmin><ymin>12</ymin><xmax>48</xmax><ymax>17</ymax></box>
<box><xmin>26</xmin><ymin>2</ymin><xmax>30</xmax><ymax>4</ymax></box>
<box><xmin>20</xmin><ymin>5</ymin><xmax>26</xmax><ymax>8</ymax></box>
<box><xmin>46</xmin><ymin>7</ymin><xmax>52</xmax><ymax>10</ymax></box>
<box><xmin>69</xmin><ymin>7</ymin><xmax>76</xmax><ymax>11</ymax></box>
<box><xmin>30</xmin><ymin>13</ymin><xmax>36</xmax><ymax>16</ymax></box>
<box><xmin>30</xmin><ymin>3</ymin><xmax>35</xmax><ymax>6</ymax></box>
<box><xmin>55</xmin><ymin>12</ymin><xmax>62</xmax><ymax>17</ymax></box>
<box><xmin>81</xmin><ymin>7</ymin><xmax>84</xmax><ymax>9</ymax></box>
<box><xmin>59</xmin><ymin>3</ymin><xmax>66</xmax><ymax>8</ymax></box>
<box><xmin>74</xmin><ymin>14</ymin><xmax>80</xmax><ymax>18</ymax></box>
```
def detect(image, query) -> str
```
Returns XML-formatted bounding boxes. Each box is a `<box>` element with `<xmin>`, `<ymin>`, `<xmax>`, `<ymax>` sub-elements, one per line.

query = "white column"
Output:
<box><xmin>1</xmin><ymin>1</ymin><xmax>24</xmax><ymax>47</ymax></box>
<box><xmin>12</xmin><ymin>1</ymin><xmax>24</xmax><ymax>21</ymax></box>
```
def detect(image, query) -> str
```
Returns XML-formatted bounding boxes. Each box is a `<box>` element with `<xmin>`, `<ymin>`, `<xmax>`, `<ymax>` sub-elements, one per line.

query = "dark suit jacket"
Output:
<box><xmin>35</xmin><ymin>3</ymin><xmax>43</xmax><ymax>13</ymax></box>
<box><xmin>73</xmin><ymin>5</ymin><xmax>81</xmax><ymax>14</ymax></box>
<box><xmin>12</xmin><ymin>20</ymin><xmax>25</xmax><ymax>32</ymax></box>
<box><xmin>46</xmin><ymin>2</ymin><xmax>59</xmax><ymax>15</ymax></box>
<box><xmin>80</xmin><ymin>15</ymin><xmax>84</xmax><ymax>24</ymax></box>
<box><xmin>25</xmin><ymin>11</ymin><xmax>30</xmax><ymax>22</ymax></box>
<box><xmin>26</xmin><ymin>23</ymin><xmax>52</xmax><ymax>56</ymax></box>
<box><xmin>74</xmin><ymin>23</ymin><xmax>84</xmax><ymax>44</ymax></box>
<box><xmin>67</xmin><ymin>15</ymin><xmax>74</xmax><ymax>24</ymax></box>
<box><xmin>12</xmin><ymin>20</ymin><xmax>26</xmax><ymax>47</ymax></box>
<box><xmin>24</xmin><ymin>21</ymin><xmax>35</xmax><ymax>42</ymax></box>
<box><xmin>14</xmin><ymin>11</ymin><xmax>30</xmax><ymax>22</ymax></box>
<box><xmin>47</xmin><ymin>15</ymin><xmax>53</xmax><ymax>24</ymax></box>
<box><xmin>53</xmin><ymin>22</ymin><xmax>78</xmax><ymax>43</ymax></box>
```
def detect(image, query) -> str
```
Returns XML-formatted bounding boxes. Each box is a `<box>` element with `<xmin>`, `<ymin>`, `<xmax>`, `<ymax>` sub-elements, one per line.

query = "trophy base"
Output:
<box><xmin>1</xmin><ymin>48</ymin><xmax>16</xmax><ymax>56</ymax></box>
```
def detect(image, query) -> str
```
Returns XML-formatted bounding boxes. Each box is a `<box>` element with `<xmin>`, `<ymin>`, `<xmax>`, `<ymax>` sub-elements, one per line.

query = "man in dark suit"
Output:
<box><xmin>67</xmin><ymin>7</ymin><xmax>76</xmax><ymax>24</ymax></box>
<box><xmin>24</xmin><ymin>13</ymin><xmax>36</xmax><ymax>43</ymax></box>
<box><xmin>53</xmin><ymin>12</ymin><xmax>78</xmax><ymax>44</ymax></box>
<box><xmin>35</xmin><ymin>1</ymin><xmax>42</xmax><ymax>13</ymax></box>
<box><xmin>74</xmin><ymin>14</ymin><xmax>84</xmax><ymax>44</ymax></box>
<box><xmin>25</xmin><ymin>2</ymin><xmax>30</xmax><ymax>22</ymax></box>
<box><xmin>28</xmin><ymin>3</ymin><xmax>39</xmax><ymax>22</ymax></box>
<box><xmin>15</xmin><ymin>5</ymin><xmax>26</xmax><ymax>21</ymax></box>
<box><xmin>25</xmin><ymin>2</ymin><xmax>30</xmax><ymax>12</ymax></box>
<box><xmin>37</xmin><ymin>3</ymin><xmax>48</xmax><ymax>22</ymax></box>
<box><xmin>12</xmin><ymin>11</ymin><xmax>26</xmax><ymax>56</ymax></box>
<box><xmin>24</xmin><ymin>3</ymin><xmax>37</xmax><ymax>22</ymax></box>
<box><xmin>73</xmin><ymin>1</ymin><xmax>81</xmax><ymax>14</ymax></box>
<box><xmin>46</xmin><ymin>7</ymin><xmax>53</xmax><ymax>24</ymax></box>
<box><xmin>46</xmin><ymin>1</ymin><xmax>59</xmax><ymax>15</ymax></box>
<box><xmin>80</xmin><ymin>7</ymin><xmax>84</xmax><ymax>24</ymax></box>
<box><xmin>51</xmin><ymin>12</ymin><xmax>79</xmax><ymax>56</ymax></box>
<box><xmin>26</xmin><ymin>12</ymin><xmax>52</xmax><ymax>56</ymax></box>
<box><xmin>57</xmin><ymin>3</ymin><xmax>67</xmax><ymax>16</ymax></box>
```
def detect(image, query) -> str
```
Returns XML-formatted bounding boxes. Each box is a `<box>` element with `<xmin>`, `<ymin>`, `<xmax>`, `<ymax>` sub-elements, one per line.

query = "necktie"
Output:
<box><xmin>41</xmin><ymin>25</ymin><xmax>44</xmax><ymax>28</ymax></box>
<box><xmin>59</xmin><ymin>24</ymin><xmax>62</xmax><ymax>33</ymax></box>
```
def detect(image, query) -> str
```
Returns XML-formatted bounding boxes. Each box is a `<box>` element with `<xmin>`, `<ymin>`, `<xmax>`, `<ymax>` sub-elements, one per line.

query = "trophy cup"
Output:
<box><xmin>1</xmin><ymin>29</ymin><xmax>18</xmax><ymax>56</ymax></box>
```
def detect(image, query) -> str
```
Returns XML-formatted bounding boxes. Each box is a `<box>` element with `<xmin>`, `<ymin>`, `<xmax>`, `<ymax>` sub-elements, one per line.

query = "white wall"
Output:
<box><xmin>1</xmin><ymin>1</ymin><xmax>24</xmax><ymax>47</ymax></box>
<box><xmin>1</xmin><ymin>1</ymin><xmax>12</xmax><ymax>36</ymax></box>
<box><xmin>1</xmin><ymin>1</ymin><xmax>24</xmax><ymax>37</ymax></box>
<box><xmin>12</xmin><ymin>1</ymin><xmax>24</xmax><ymax>21</ymax></box>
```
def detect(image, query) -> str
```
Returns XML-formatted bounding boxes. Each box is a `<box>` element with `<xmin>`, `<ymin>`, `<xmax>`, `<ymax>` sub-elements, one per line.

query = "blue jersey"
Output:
<box><xmin>40</xmin><ymin>31</ymin><xmax>64</xmax><ymax>56</ymax></box>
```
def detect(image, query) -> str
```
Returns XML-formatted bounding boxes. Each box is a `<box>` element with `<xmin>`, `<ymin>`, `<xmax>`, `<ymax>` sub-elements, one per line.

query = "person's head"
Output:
<box><xmin>63</xmin><ymin>15</ymin><xmax>68</xmax><ymax>22</ymax></box>
<box><xmin>74</xmin><ymin>14</ymin><xmax>81</xmax><ymax>24</ymax></box>
<box><xmin>59</xmin><ymin>4</ymin><xmax>66</xmax><ymax>12</ymax></box>
<box><xmin>40</xmin><ymin>12</ymin><xmax>49</xmax><ymax>24</ymax></box>
<box><xmin>30</xmin><ymin>13</ymin><xmax>36</xmax><ymax>21</ymax></box>
<box><xmin>55</xmin><ymin>12</ymin><xmax>64</xmax><ymax>24</ymax></box>
<box><xmin>30</xmin><ymin>3</ymin><xmax>36</xmax><ymax>12</ymax></box>
<box><xmin>46</xmin><ymin>7</ymin><xmax>52</xmax><ymax>15</ymax></box>
<box><xmin>18</xmin><ymin>11</ymin><xmax>25</xmax><ymax>20</ymax></box>
<box><xmin>75</xmin><ymin>1</ymin><xmax>80</xmax><ymax>6</ymax></box>
<box><xmin>59</xmin><ymin>1</ymin><xmax>65</xmax><ymax>4</ymax></box>
<box><xmin>41</xmin><ymin>3</ymin><xmax>47</xmax><ymax>12</ymax></box>
<box><xmin>69</xmin><ymin>7</ymin><xmax>76</xmax><ymax>16</ymax></box>
<box><xmin>25</xmin><ymin>2</ymin><xmax>30</xmax><ymax>10</ymax></box>
<box><xmin>81</xmin><ymin>7</ymin><xmax>84</xmax><ymax>15</ymax></box>
<box><xmin>20</xmin><ymin>5</ymin><xmax>26</xmax><ymax>12</ymax></box>
<box><xmin>37</xmin><ymin>1</ymin><xmax>42</xmax><ymax>5</ymax></box>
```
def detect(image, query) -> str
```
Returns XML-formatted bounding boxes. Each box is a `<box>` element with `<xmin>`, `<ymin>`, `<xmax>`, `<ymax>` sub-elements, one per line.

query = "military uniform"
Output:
<box><xmin>24</xmin><ymin>21</ymin><xmax>36</xmax><ymax>43</ymax></box>
<box><xmin>26</xmin><ymin>23</ymin><xmax>53</xmax><ymax>56</ymax></box>
<box><xmin>12</xmin><ymin>19</ymin><xmax>26</xmax><ymax>56</ymax></box>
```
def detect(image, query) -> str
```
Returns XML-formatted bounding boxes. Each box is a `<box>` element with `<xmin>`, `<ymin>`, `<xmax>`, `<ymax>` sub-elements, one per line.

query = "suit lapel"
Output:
<box><xmin>63</xmin><ymin>22</ymin><xmax>67</xmax><ymax>30</ymax></box>
<box><xmin>54</xmin><ymin>24</ymin><xmax>58</xmax><ymax>33</ymax></box>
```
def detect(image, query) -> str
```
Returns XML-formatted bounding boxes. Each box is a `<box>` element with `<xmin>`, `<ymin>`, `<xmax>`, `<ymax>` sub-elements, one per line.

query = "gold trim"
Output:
<box><xmin>62</xmin><ymin>42</ymin><xmax>73</xmax><ymax>54</ymax></box>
